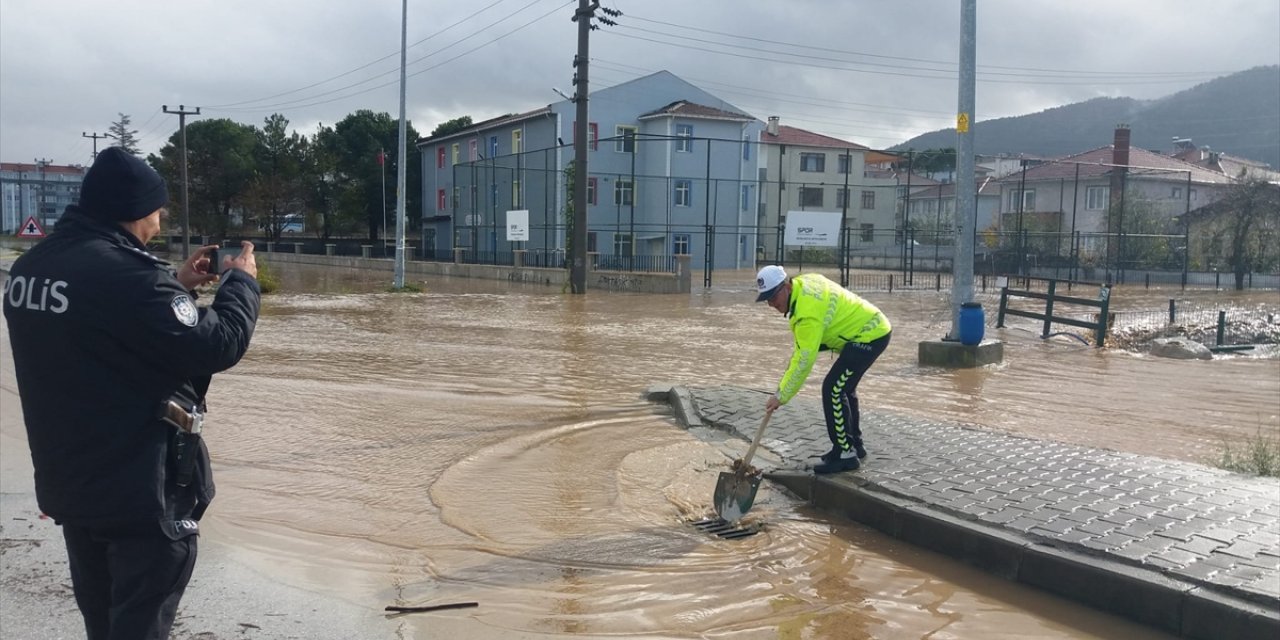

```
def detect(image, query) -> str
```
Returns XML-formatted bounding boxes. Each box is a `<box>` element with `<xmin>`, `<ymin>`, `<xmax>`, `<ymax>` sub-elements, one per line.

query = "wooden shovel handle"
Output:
<box><xmin>739</xmin><ymin>410</ymin><xmax>772</xmax><ymax>469</ymax></box>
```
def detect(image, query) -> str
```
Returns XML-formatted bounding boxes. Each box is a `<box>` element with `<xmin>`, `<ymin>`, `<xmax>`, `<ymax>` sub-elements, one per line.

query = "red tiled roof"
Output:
<box><xmin>996</xmin><ymin>145</ymin><xmax>1232</xmax><ymax>184</ymax></box>
<box><xmin>910</xmin><ymin>178</ymin><xmax>1001</xmax><ymax>198</ymax></box>
<box><xmin>637</xmin><ymin>100</ymin><xmax>754</xmax><ymax>122</ymax></box>
<box><xmin>759</xmin><ymin>124</ymin><xmax>869</xmax><ymax>150</ymax></box>
<box><xmin>1</xmin><ymin>162</ymin><xmax>87</xmax><ymax>175</ymax></box>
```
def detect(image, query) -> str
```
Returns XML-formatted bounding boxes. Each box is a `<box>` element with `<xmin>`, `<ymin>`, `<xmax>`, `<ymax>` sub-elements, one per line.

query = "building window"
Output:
<box><xmin>451</xmin><ymin>144</ymin><xmax>460</xmax><ymax>165</ymax></box>
<box><xmin>587</xmin><ymin>177</ymin><xmax>598</xmax><ymax>205</ymax></box>
<box><xmin>489</xmin><ymin>136</ymin><xmax>498</xmax><ymax>158</ymax></box>
<box><xmin>860</xmin><ymin>223</ymin><xmax>874</xmax><ymax>242</ymax></box>
<box><xmin>742</xmin><ymin>134</ymin><xmax>752</xmax><ymax>161</ymax></box>
<box><xmin>452</xmin><ymin>187</ymin><xmax>460</xmax><ymax>209</ymax></box>
<box><xmin>800</xmin><ymin>186</ymin><xmax>824</xmax><ymax>207</ymax></box>
<box><xmin>437</xmin><ymin>147</ymin><xmax>446</xmax><ymax>169</ymax></box>
<box><xmin>573</xmin><ymin>122</ymin><xmax>600</xmax><ymax>150</ymax></box>
<box><xmin>1189</xmin><ymin>188</ymin><xmax>1197</xmax><ymax>201</ymax></box>
<box><xmin>676</xmin><ymin>124</ymin><xmax>693</xmax><ymax>152</ymax></box>
<box><xmin>674</xmin><ymin>180</ymin><xmax>692</xmax><ymax>207</ymax></box>
<box><xmin>1171</xmin><ymin>186</ymin><xmax>1182</xmax><ymax>199</ymax></box>
<box><xmin>861</xmin><ymin>190</ymin><xmax>875</xmax><ymax>209</ymax></box>
<box><xmin>437</xmin><ymin>189</ymin><xmax>446</xmax><ymax>211</ymax></box>
<box><xmin>512</xmin><ymin>130</ymin><xmax>522</xmax><ymax>154</ymax></box>
<box><xmin>587</xmin><ymin>231</ymin><xmax>598</xmax><ymax>253</ymax></box>
<box><xmin>837</xmin><ymin>188</ymin><xmax>849</xmax><ymax>209</ymax></box>
<box><xmin>838</xmin><ymin>154</ymin><xmax>852</xmax><ymax>174</ymax></box>
<box><xmin>616</xmin><ymin>126</ymin><xmax>637</xmax><ymax>153</ymax></box>
<box><xmin>741</xmin><ymin>184</ymin><xmax>752</xmax><ymax>211</ymax></box>
<box><xmin>614</xmin><ymin>179</ymin><xmax>634</xmax><ymax>205</ymax></box>
<box><xmin>469</xmin><ymin>139</ymin><xmax>478</xmax><ymax>161</ymax></box>
<box><xmin>800</xmin><ymin>153</ymin><xmax>825</xmax><ymax>172</ymax></box>
<box><xmin>673</xmin><ymin>233</ymin><xmax>690</xmax><ymax>255</ymax></box>
<box><xmin>1085</xmin><ymin>186</ymin><xmax>1108</xmax><ymax>210</ymax></box>
<box><xmin>511</xmin><ymin>180</ymin><xmax>521</xmax><ymax>208</ymax></box>
<box><xmin>613</xmin><ymin>233</ymin><xmax>632</xmax><ymax>255</ymax></box>
<box><xmin>1008</xmin><ymin>188</ymin><xmax>1036</xmax><ymax>212</ymax></box>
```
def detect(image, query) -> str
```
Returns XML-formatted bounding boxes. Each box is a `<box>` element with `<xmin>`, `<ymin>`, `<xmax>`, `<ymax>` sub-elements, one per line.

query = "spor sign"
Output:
<box><xmin>783</xmin><ymin>211</ymin><xmax>841</xmax><ymax>247</ymax></box>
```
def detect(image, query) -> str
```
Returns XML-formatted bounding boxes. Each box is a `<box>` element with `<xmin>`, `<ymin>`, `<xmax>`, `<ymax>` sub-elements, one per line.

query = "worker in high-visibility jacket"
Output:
<box><xmin>758</xmin><ymin>265</ymin><xmax>892</xmax><ymax>473</ymax></box>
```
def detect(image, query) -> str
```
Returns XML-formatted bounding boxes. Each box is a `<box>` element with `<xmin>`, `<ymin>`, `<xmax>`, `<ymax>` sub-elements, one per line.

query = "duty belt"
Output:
<box><xmin>162</xmin><ymin>401</ymin><xmax>204</xmax><ymax>487</ymax></box>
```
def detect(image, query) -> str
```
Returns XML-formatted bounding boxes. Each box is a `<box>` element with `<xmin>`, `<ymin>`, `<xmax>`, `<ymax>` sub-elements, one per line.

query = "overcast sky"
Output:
<box><xmin>2</xmin><ymin>0</ymin><xmax>1277</xmax><ymax>167</ymax></box>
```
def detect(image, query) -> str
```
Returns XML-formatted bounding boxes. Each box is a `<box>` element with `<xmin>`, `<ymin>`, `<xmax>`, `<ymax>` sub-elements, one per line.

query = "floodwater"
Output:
<box><xmin>9</xmin><ymin>261</ymin><xmax>1280</xmax><ymax>639</ymax></box>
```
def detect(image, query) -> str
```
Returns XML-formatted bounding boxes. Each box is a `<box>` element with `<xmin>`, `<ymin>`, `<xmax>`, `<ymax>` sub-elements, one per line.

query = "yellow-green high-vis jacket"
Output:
<box><xmin>776</xmin><ymin>273</ymin><xmax>891</xmax><ymax>404</ymax></box>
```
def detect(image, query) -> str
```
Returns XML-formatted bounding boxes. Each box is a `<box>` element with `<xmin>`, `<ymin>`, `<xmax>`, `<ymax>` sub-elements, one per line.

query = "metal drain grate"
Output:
<box><xmin>689</xmin><ymin>518</ymin><xmax>760</xmax><ymax>539</ymax></box>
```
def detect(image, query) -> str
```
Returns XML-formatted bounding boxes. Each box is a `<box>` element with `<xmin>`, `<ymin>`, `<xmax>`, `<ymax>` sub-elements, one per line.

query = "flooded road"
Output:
<box><xmin>6</xmin><ymin>261</ymin><xmax>1277</xmax><ymax>638</ymax></box>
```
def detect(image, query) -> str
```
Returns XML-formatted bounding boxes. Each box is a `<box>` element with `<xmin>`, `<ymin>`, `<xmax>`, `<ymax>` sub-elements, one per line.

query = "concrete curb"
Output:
<box><xmin>661</xmin><ymin>385</ymin><xmax>1280</xmax><ymax>640</ymax></box>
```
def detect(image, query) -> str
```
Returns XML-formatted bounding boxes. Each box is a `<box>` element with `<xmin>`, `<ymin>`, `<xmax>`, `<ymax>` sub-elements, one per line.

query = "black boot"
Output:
<box><xmin>822</xmin><ymin>445</ymin><xmax>867</xmax><ymax>462</ymax></box>
<box><xmin>814</xmin><ymin>454</ymin><xmax>860</xmax><ymax>474</ymax></box>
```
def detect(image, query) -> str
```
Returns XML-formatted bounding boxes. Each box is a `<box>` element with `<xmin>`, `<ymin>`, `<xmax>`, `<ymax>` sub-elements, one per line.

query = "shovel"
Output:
<box><xmin>712</xmin><ymin>411</ymin><xmax>772</xmax><ymax>523</ymax></box>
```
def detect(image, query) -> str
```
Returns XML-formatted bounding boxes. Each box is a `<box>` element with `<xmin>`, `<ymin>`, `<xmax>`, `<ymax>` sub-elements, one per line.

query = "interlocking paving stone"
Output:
<box><xmin>664</xmin><ymin>384</ymin><xmax>1280</xmax><ymax>626</ymax></box>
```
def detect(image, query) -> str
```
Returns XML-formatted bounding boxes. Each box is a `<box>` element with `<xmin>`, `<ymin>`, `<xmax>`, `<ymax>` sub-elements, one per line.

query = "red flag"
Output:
<box><xmin>376</xmin><ymin>150</ymin><xmax>385</xmax><ymax>166</ymax></box>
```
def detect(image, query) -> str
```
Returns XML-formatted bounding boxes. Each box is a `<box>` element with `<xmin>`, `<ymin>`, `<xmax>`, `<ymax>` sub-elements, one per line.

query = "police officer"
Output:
<box><xmin>756</xmin><ymin>265</ymin><xmax>892</xmax><ymax>474</ymax></box>
<box><xmin>3</xmin><ymin>147</ymin><xmax>261</xmax><ymax>639</ymax></box>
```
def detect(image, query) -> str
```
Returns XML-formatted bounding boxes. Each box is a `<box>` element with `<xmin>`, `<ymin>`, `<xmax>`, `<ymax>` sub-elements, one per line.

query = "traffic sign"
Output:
<box><xmin>16</xmin><ymin>216</ymin><xmax>45</xmax><ymax>238</ymax></box>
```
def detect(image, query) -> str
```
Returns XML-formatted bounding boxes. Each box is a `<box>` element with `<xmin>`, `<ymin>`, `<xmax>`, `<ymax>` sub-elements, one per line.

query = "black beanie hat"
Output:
<box><xmin>78</xmin><ymin>147</ymin><xmax>169</xmax><ymax>221</ymax></box>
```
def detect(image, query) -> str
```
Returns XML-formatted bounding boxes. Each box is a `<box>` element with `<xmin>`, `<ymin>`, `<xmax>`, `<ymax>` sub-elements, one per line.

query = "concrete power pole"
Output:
<box><xmin>82</xmin><ymin>132</ymin><xmax>109</xmax><ymax>160</ymax></box>
<box><xmin>949</xmin><ymin>0</ymin><xmax>977</xmax><ymax>339</ymax></box>
<box><xmin>393</xmin><ymin>0</ymin><xmax>408</xmax><ymax>288</ymax></box>
<box><xmin>568</xmin><ymin>0</ymin><xmax>596</xmax><ymax>295</ymax></box>
<box><xmin>163</xmin><ymin>104</ymin><xmax>201</xmax><ymax>259</ymax></box>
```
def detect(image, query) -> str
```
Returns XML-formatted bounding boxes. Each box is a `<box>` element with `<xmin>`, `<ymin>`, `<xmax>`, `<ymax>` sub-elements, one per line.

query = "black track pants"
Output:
<box><xmin>821</xmin><ymin>332</ymin><xmax>891</xmax><ymax>453</ymax></box>
<box><xmin>61</xmin><ymin>523</ymin><xmax>198</xmax><ymax>640</ymax></box>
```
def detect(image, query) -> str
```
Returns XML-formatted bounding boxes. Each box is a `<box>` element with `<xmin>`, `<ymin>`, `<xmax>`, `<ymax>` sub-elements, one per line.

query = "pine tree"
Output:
<box><xmin>107</xmin><ymin>112</ymin><xmax>141</xmax><ymax>155</ymax></box>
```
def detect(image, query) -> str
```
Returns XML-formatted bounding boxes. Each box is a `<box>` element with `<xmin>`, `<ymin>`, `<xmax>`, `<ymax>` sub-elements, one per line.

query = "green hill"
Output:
<box><xmin>893</xmin><ymin>66</ymin><xmax>1280</xmax><ymax>168</ymax></box>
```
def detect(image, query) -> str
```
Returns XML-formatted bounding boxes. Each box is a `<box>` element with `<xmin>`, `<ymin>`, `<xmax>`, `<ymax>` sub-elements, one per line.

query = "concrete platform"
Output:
<box><xmin>918</xmin><ymin>338</ymin><xmax>1005</xmax><ymax>367</ymax></box>
<box><xmin>650</xmin><ymin>383</ymin><xmax>1280</xmax><ymax>640</ymax></box>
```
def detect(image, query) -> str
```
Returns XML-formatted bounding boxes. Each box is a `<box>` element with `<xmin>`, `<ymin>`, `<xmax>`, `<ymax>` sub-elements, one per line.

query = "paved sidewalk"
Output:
<box><xmin>650</xmin><ymin>384</ymin><xmax>1280</xmax><ymax>640</ymax></box>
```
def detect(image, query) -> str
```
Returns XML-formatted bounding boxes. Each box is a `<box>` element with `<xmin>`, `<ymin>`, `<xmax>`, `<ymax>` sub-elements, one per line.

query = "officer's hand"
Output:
<box><xmin>229</xmin><ymin>241</ymin><xmax>259</xmax><ymax>280</ymax></box>
<box><xmin>177</xmin><ymin>245</ymin><xmax>220</xmax><ymax>290</ymax></box>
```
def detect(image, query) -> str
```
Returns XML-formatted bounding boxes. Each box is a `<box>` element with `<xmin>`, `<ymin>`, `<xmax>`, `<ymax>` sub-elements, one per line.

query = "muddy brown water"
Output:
<box><xmin>9</xmin><ymin>261</ymin><xmax>1279</xmax><ymax>638</ymax></box>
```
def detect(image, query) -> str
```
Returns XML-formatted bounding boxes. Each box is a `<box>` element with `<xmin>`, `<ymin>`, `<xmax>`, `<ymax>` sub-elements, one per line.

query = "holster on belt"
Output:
<box><xmin>161</xmin><ymin>401</ymin><xmax>204</xmax><ymax>488</ymax></box>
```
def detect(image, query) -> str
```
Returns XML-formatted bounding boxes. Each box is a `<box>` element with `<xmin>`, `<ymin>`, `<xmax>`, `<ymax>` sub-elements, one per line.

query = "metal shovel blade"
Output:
<box><xmin>712</xmin><ymin>470</ymin><xmax>762</xmax><ymax>523</ymax></box>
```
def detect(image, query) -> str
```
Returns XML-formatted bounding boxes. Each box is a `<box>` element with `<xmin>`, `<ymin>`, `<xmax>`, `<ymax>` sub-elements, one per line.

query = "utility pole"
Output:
<box><xmin>393</xmin><ymin>0</ymin><xmax>409</xmax><ymax>288</ymax></box>
<box><xmin>568</xmin><ymin>1</ymin><xmax>620</xmax><ymax>294</ymax></box>
<box><xmin>82</xmin><ymin>132</ymin><xmax>109</xmax><ymax>160</ymax></box>
<box><xmin>949</xmin><ymin>0</ymin><xmax>977</xmax><ymax>339</ymax></box>
<box><xmin>163</xmin><ymin>104</ymin><xmax>201</xmax><ymax>259</ymax></box>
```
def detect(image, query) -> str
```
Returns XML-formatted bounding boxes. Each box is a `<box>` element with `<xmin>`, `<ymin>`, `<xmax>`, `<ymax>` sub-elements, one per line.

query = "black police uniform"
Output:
<box><xmin>3</xmin><ymin>207</ymin><xmax>260</xmax><ymax>639</ymax></box>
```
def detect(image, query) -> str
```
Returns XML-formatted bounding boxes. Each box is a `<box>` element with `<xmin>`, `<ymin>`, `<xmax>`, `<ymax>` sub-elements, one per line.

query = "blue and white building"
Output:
<box><xmin>417</xmin><ymin>71</ymin><xmax>764</xmax><ymax>270</ymax></box>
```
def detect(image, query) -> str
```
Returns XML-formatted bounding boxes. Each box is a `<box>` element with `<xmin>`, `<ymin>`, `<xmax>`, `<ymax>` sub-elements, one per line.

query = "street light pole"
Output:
<box><xmin>393</xmin><ymin>0</ymin><xmax>409</xmax><ymax>288</ymax></box>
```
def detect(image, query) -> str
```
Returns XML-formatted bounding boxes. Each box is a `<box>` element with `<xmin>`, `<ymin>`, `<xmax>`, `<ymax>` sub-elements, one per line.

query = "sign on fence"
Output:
<box><xmin>784</xmin><ymin>211</ymin><xmax>840</xmax><ymax>247</ymax></box>
<box><xmin>506</xmin><ymin>210</ymin><xmax>529</xmax><ymax>242</ymax></box>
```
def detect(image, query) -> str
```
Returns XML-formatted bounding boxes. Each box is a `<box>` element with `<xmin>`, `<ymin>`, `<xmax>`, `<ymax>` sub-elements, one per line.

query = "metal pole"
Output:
<box><xmin>839</xmin><ymin>148</ymin><xmax>851</xmax><ymax>287</ymax></box>
<box><xmin>902</xmin><ymin>152</ymin><xmax>913</xmax><ymax>279</ymax></box>
<box><xmin>1182</xmin><ymin>170</ymin><xmax>1192</xmax><ymax>289</ymax></box>
<box><xmin>569</xmin><ymin>0</ymin><xmax>593</xmax><ymax>294</ymax></box>
<box><xmin>629</xmin><ymin>135</ymin><xmax>636</xmax><ymax>258</ymax></box>
<box><xmin>949</xmin><ymin>0</ymin><xmax>977</xmax><ymax>339</ymax></box>
<box><xmin>703</xmin><ymin>138</ymin><xmax>712</xmax><ymax>287</ymax></box>
<box><xmin>381</xmin><ymin>147</ymin><xmax>387</xmax><ymax>257</ymax></box>
<box><xmin>1070</xmin><ymin>162</ymin><xmax>1080</xmax><ymax>280</ymax></box>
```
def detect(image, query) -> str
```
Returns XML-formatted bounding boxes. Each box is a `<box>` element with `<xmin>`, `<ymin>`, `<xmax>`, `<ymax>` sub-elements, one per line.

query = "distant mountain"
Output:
<box><xmin>893</xmin><ymin>65</ymin><xmax>1280</xmax><ymax>168</ymax></box>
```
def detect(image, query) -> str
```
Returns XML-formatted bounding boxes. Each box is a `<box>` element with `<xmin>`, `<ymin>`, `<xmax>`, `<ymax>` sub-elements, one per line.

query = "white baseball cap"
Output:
<box><xmin>755</xmin><ymin>265</ymin><xmax>787</xmax><ymax>302</ymax></box>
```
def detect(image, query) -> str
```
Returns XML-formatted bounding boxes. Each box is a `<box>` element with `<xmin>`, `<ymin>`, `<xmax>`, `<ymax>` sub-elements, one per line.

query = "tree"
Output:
<box><xmin>431</xmin><ymin>116</ymin><xmax>473</xmax><ymax>138</ymax></box>
<box><xmin>107</xmin><ymin>113</ymin><xmax>141</xmax><ymax>155</ymax></box>
<box><xmin>150</xmin><ymin>118</ymin><xmax>258</xmax><ymax>238</ymax></box>
<box><xmin>250</xmin><ymin>113</ymin><xmax>308</xmax><ymax>241</ymax></box>
<box><xmin>1197</xmin><ymin>175</ymin><xmax>1280</xmax><ymax>289</ymax></box>
<box><xmin>304</xmin><ymin>124</ymin><xmax>348</xmax><ymax>241</ymax></box>
<box><xmin>328</xmin><ymin>110</ymin><xmax>421</xmax><ymax>241</ymax></box>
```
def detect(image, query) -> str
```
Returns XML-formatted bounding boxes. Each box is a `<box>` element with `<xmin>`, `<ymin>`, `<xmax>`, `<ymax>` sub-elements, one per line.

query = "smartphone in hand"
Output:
<box><xmin>207</xmin><ymin>248</ymin><xmax>220</xmax><ymax>275</ymax></box>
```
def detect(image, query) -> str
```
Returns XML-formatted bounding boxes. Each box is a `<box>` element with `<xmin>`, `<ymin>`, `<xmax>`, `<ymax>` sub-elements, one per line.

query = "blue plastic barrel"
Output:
<box><xmin>959</xmin><ymin>302</ymin><xmax>984</xmax><ymax>346</ymax></box>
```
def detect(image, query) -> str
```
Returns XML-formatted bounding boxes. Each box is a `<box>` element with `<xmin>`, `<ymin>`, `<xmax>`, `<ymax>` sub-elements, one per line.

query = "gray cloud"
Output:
<box><xmin>2</xmin><ymin>0</ymin><xmax>1276</xmax><ymax>166</ymax></box>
